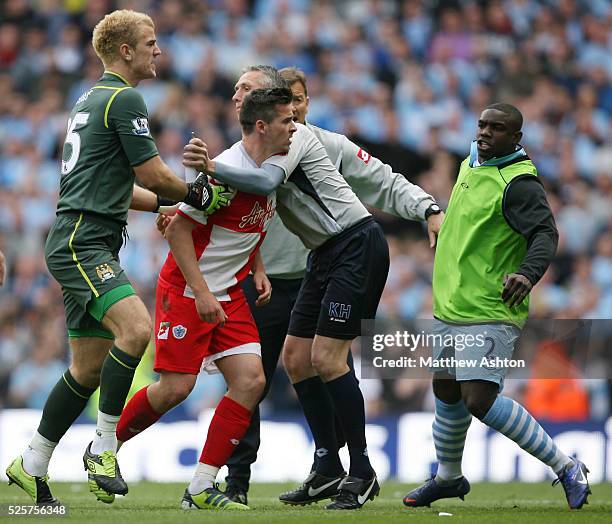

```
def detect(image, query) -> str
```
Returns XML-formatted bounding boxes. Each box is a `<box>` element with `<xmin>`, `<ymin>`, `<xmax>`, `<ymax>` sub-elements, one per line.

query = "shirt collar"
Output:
<box><xmin>469</xmin><ymin>141</ymin><xmax>527</xmax><ymax>167</ymax></box>
<box><xmin>102</xmin><ymin>70</ymin><xmax>132</xmax><ymax>86</ymax></box>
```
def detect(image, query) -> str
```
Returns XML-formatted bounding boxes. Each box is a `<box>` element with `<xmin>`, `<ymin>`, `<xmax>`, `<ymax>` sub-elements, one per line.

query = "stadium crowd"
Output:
<box><xmin>0</xmin><ymin>0</ymin><xmax>611</xmax><ymax>420</ymax></box>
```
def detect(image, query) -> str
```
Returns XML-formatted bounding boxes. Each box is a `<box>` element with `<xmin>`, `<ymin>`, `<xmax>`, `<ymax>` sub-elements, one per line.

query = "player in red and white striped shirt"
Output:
<box><xmin>115</xmin><ymin>88</ymin><xmax>296</xmax><ymax>510</ymax></box>
<box><xmin>156</xmin><ymin>143</ymin><xmax>276</xmax><ymax>373</ymax></box>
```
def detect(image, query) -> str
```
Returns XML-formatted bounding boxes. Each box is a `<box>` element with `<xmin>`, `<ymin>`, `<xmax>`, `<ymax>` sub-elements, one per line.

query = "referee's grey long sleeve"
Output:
<box><xmin>308</xmin><ymin>124</ymin><xmax>436</xmax><ymax>221</ymax></box>
<box><xmin>213</xmin><ymin>161</ymin><xmax>285</xmax><ymax>195</ymax></box>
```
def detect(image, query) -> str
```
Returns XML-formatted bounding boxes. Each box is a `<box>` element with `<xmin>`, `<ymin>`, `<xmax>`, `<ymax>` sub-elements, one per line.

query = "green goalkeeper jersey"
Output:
<box><xmin>433</xmin><ymin>145</ymin><xmax>538</xmax><ymax>327</ymax></box>
<box><xmin>57</xmin><ymin>71</ymin><xmax>159</xmax><ymax>224</ymax></box>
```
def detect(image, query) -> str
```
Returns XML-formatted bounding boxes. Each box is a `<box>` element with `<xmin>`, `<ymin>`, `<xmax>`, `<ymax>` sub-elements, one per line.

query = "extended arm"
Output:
<box><xmin>113</xmin><ymin>89</ymin><xmax>206</xmax><ymax>206</ymax></box>
<box><xmin>130</xmin><ymin>184</ymin><xmax>180</xmax><ymax>213</ymax></box>
<box><xmin>133</xmin><ymin>142</ymin><xmax>229</xmax><ymax>213</ymax></box>
<box><xmin>206</xmin><ymin>159</ymin><xmax>285</xmax><ymax>195</ymax></box>
<box><xmin>340</xmin><ymin>137</ymin><xmax>436</xmax><ymax>220</ymax></box>
<box><xmin>130</xmin><ymin>184</ymin><xmax>158</xmax><ymax>211</ymax></box>
<box><xmin>133</xmin><ymin>155</ymin><xmax>192</xmax><ymax>201</ymax></box>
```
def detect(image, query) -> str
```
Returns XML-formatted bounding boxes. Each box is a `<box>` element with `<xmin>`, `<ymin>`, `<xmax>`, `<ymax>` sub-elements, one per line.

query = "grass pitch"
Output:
<box><xmin>1</xmin><ymin>481</ymin><xmax>611</xmax><ymax>523</ymax></box>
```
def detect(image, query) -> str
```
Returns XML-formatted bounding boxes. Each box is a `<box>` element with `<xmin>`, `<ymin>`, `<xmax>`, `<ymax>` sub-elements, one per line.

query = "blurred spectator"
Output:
<box><xmin>0</xmin><ymin>0</ymin><xmax>610</xmax><ymax>418</ymax></box>
<box><xmin>522</xmin><ymin>341</ymin><xmax>590</xmax><ymax>422</ymax></box>
<box><xmin>8</xmin><ymin>340</ymin><xmax>65</xmax><ymax>410</ymax></box>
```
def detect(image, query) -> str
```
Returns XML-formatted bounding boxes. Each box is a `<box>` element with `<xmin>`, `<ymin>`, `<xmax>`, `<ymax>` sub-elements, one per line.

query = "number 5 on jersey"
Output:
<box><xmin>62</xmin><ymin>112</ymin><xmax>89</xmax><ymax>175</ymax></box>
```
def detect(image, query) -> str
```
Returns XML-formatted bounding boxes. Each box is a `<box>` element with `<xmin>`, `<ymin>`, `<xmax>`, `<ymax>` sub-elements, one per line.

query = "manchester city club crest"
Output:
<box><xmin>95</xmin><ymin>263</ymin><xmax>116</xmax><ymax>283</ymax></box>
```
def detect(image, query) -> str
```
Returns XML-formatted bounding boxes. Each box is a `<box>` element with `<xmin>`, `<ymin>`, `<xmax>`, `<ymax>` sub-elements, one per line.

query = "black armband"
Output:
<box><xmin>154</xmin><ymin>195</ymin><xmax>179</xmax><ymax>213</ymax></box>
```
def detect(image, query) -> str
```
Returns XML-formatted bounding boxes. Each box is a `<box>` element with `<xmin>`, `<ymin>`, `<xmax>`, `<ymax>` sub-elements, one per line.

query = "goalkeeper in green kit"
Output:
<box><xmin>6</xmin><ymin>9</ymin><xmax>230</xmax><ymax>505</ymax></box>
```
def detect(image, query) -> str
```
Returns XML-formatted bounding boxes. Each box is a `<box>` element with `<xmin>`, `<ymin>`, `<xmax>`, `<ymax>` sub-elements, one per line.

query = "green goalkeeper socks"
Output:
<box><xmin>37</xmin><ymin>370</ymin><xmax>96</xmax><ymax>442</ymax></box>
<box><xmin>98</xmin><ymin>345</ymin><xmax>141</xmax><ymax>416</ymax></box>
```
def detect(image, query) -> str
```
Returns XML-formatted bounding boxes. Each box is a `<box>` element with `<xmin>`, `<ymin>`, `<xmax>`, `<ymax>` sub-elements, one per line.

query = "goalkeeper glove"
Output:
<box><xmin>184</xmin><ymin>173</ymin><xmax>232</xmax><ymax>214</ymax></box>
<box><xmin>216</xmin><ymin>183</ymin><xmax>237</xmax><ymax>203</ymax></box>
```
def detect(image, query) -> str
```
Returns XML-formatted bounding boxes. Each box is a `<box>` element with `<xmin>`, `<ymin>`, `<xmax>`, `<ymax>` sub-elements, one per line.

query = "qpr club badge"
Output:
<box><xmin>172</xmin><ymin>325</ymin><xmax>187</xmax><ymax>339</ymax></box>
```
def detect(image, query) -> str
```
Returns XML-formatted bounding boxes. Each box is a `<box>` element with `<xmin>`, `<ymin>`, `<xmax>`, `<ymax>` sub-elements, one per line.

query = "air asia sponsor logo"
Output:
<box><xmin>172</xmin><ymin>325</ymin><xmax>187</xmax><ymax>339</ymax></box>
<box><xmin>239</xmin><ymin>200</ymin><xmax>275</xmax><ymax>229</ymax></box>
<box><xmin>131</xmin><ymin>117</ymin><xmax>150</xmax><ymax>136</ymax></box>
<box><xmin>357</xmin><ymin>148</ymin><xmax>371</xmax><ymax>164</ymax></box>
<box><xmin>329</xmin><ymin>302</ymin><xmax>352</xmax><ymax>322</ymax></box>
<box><xmin>157</xmin><ymin>321</ymin><xmax>170</xmax><ymax>340</ymax></box>
<box><xmin>95</xmin><ymin>263</ymin><xmax>115</xmax><ymax>283</ymax></box>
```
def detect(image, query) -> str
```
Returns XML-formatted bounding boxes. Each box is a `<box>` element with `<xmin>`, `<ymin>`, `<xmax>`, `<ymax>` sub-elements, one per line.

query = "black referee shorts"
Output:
<box><xmin>287</xmin><ymin>217</ymin><xmax>389</xmax><ymax>340</ymax></box>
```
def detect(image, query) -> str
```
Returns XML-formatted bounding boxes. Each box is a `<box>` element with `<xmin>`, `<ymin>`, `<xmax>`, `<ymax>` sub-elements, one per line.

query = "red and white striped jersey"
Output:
<box><xmin>159</xmin><ymin>142</ymin><xmax>276</xmax><ymax>302</ymax></box>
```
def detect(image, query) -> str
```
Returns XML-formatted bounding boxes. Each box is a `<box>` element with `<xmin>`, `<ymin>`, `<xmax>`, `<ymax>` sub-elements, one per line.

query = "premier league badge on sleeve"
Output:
<box><xmin>131</xmin><ymin>117</ymin><xmax>150</xmax><ymax>136</ymax></box>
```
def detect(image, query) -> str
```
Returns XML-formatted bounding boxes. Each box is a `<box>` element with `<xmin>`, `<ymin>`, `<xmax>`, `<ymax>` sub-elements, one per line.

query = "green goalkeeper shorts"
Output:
<box><xmin>44</xmin><ymin>211</ymin><xmax>136</xmax><ymax>338</ymax></box>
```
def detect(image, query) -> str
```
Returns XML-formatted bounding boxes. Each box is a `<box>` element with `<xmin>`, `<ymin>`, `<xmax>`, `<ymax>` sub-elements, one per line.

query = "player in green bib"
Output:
<box><xmin>403</xmin><ymin>104</ymin><xmax>591</xmax><ymax>510</ymax></box>
<box><xmin>6</xmin><ymin>9</ymin><xmax>230</xmax><ymax>506</ymax></box>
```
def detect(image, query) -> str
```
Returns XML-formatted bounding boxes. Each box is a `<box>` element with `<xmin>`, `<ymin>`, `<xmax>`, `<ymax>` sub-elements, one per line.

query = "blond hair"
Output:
<box><xmin>92</xmin><ymin>10</ymin><xmax>154</xmax><ymax>65</ymax></box>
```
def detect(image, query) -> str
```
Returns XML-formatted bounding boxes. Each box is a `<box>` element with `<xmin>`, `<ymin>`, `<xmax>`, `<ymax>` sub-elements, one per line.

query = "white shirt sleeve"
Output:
<box><xmin>177</xmin><ymin>203</ymin><xmax>208</xmax><ymax>225</ymax></box>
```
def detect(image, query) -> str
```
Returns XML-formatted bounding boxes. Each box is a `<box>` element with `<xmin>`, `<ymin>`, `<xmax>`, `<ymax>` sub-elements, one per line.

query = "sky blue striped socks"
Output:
<box><xmin>482</xmin><ymin>395</ymin><xmax>572</xmax><ymax>474</ymax></box>
<box><xmin>432</xmin><ymin>398</ymin><xmax>472</xmax><ymax>483</ymax></box>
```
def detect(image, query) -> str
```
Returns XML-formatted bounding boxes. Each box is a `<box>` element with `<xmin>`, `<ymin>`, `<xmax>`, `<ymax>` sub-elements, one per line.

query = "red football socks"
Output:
<box><xmin>116</xmin><ymin>386</ymin><xmax>162</xmax><ymax>443</ymax></box>
<box><xmin>199</xmin><ymin>396</ymin><xmax>251</xmax><ymax>467</ymax></box>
